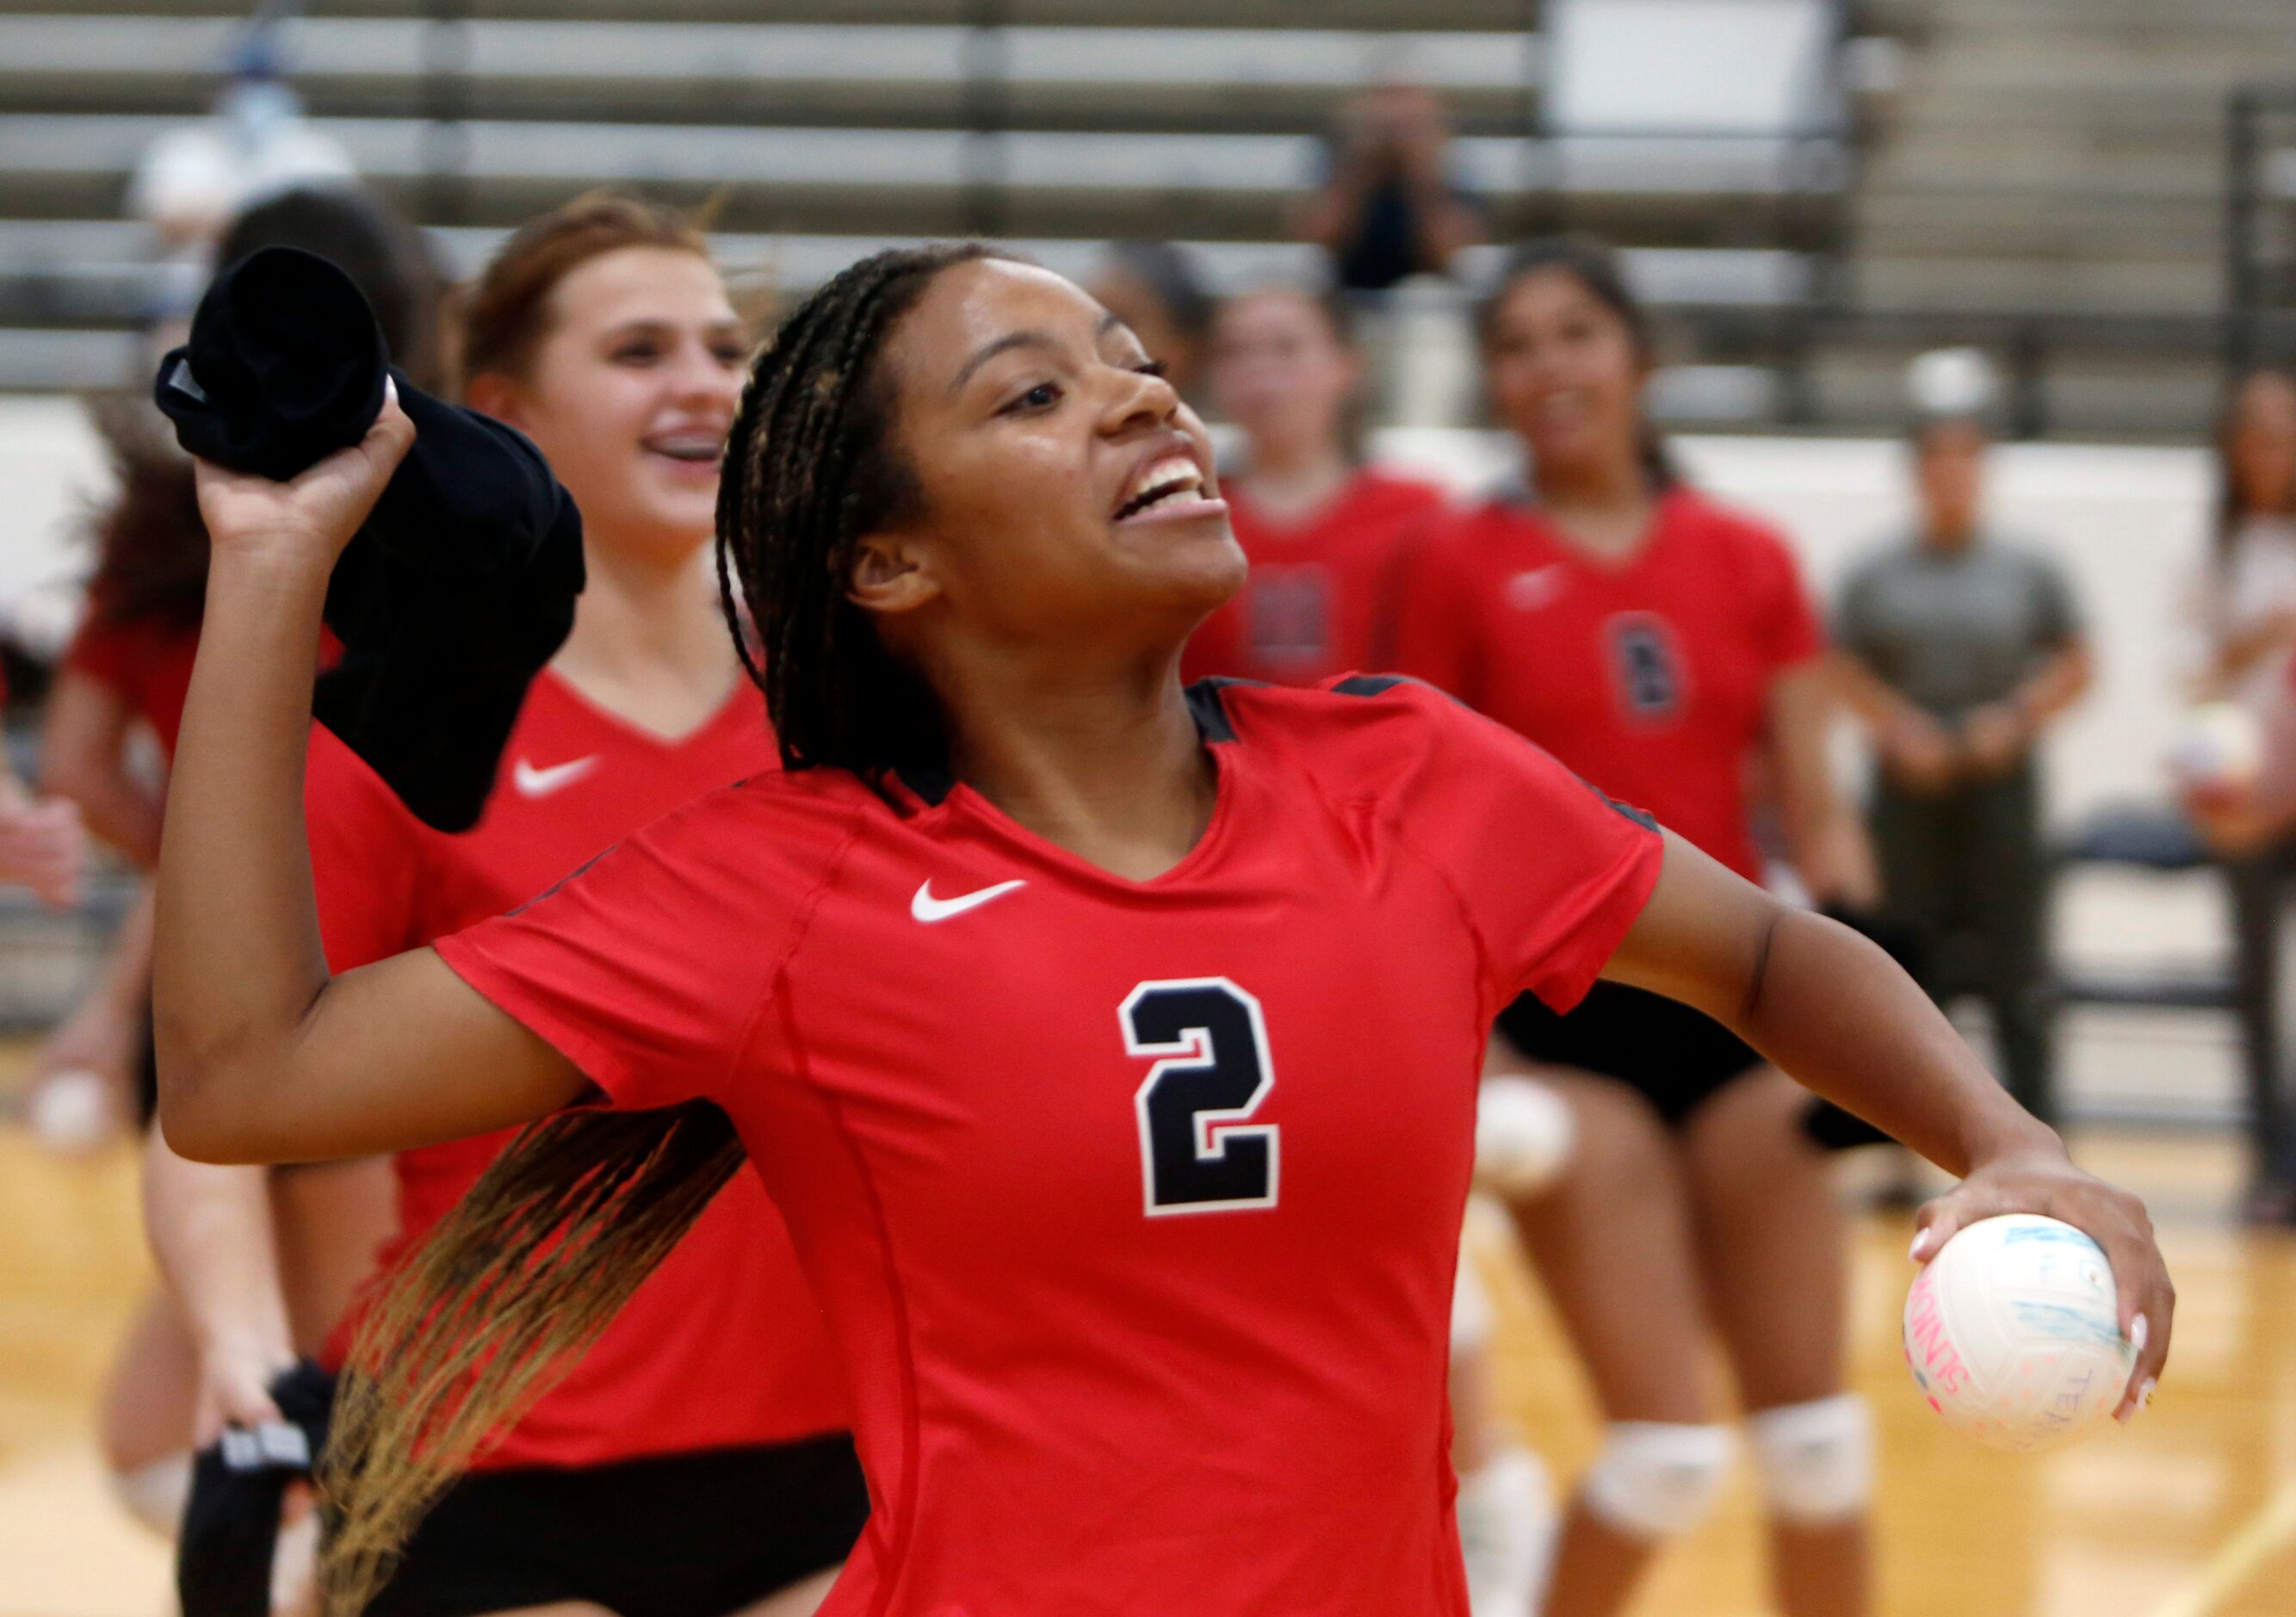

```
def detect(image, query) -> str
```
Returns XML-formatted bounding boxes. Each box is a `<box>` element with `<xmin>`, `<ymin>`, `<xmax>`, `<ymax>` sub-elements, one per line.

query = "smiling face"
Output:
<box><xmin>851</xmin><ymin>258</ymin><xmax>1241</xmax><ymax>661</ymax></box>
<box><xmin>1211</xmin><ymin>288</ymin><xmax>1358</xmax><ymax>464</ymax></box>
<box><xmin>1482</xmin><ymin>266</ymin><xmax>1650</xmax><ymax>483</ymax></box>
<box><xmin>467</xmin><ymin>245</ymin><xmax>747</xmax><ymax>569</ymax></box>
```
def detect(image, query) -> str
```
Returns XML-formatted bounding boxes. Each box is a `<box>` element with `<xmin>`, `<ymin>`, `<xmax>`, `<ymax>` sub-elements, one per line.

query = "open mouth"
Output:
<box><xmin>1113</xmin><ymin>453</ymin><xmax>1210</xmax><ymax>520</ymax></box>
<box><xmin>642</xmin><ymin>431</ymin><xmax>725</xmax><ymax>466</ymax></box>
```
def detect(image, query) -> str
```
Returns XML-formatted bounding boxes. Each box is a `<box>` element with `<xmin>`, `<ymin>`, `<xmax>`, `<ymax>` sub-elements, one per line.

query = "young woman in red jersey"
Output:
<box><xmin>42</xmin><ymin>188</ymin><xmax>440</xmax><ymax>1541</ymax></box>
<box><xmin>144</xmin><ymin>195</ymin><xmax>863</xmax><ymax>1617</ymax></box>
<box><xmin>1182</xmin><ymin>285</ymin><xmax>1443</xmax><ymax>687</ymax></box>
<box><xmin>1391</xmin><ymin>238</ymin><xmax>1892</xmax><ymax>1617</ymax></box>
<box><xmin>1191</xmin><ymin>281</ymin><xmax>1548</xmax><ymax>1617</ymax></box>
<box><xmin>154</xmin><ymin>247</ymin><xmax>2166</xmax><ymax>1617</ymax></box>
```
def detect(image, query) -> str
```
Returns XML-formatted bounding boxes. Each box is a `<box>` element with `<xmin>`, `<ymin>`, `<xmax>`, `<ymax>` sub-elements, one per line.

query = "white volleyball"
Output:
<box><xmin>1473</xmin><ymin>1077</ymin><xmax>1575</xmax><ymax>1198</ymax></box>
<box><xmin>1903</xmin><ymin>1215</ymin><xmax>2135</xmax><ymax>1453</ymax></box>
<box><xmin>2168</xmin><ymin>702</ymin><xmax>2262</xmax><ymax>788</ymax></box>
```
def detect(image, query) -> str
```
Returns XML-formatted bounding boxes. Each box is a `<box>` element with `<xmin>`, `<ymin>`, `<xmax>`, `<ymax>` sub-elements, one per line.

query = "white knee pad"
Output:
<box><xmin>109</xmin><ymin>1451</ymin><xmax>191</xmax><ymax>1538</ymax></box>
<box><xmin>1451</xmin><ymin>1256</ymin><xmax>1495</xmax><ymax>1354</ymax></box>
<box><xmin>1474</xmin><ymin>1076</ymin><xmax>1576</xmax><ymax>1199</ymax></box>
<box><xmin>1580</xmin><ymin>1422</ymin><xmax>1733</xmax><ymax>1540</ymax></box>
<box><xmin>1748</xmin><ymin>1395</ymin><xmax>1873</xmax><ymax>1524</ymax></box>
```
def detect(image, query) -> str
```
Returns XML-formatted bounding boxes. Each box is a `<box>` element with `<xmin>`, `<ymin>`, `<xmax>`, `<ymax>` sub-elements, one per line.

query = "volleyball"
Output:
<box><xmin>1903</xmin><ymin>1215</ymin><xmax>2136</xmax><ymax>1453</ymax></box>
<box><xmin>2167</xmin><ymin>702</ymin><xmax>2262</xmax><ymax>788</ymax></box>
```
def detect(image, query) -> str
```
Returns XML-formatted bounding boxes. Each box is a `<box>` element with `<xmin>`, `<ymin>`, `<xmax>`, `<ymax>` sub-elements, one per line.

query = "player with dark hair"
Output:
<box><xmin>1393</xmin><ymin>237</ymin><xmax>1888</xmax><ymax>1617</ymax></box>
<box><xmin>1184</xmin><ymin>282</ymin><xmax>1440</xmax><ymax>687</ymax></box>
<box><xmin>154</xmin><ymin>246</ymin><xmax>2167</xmax><ymax>1617</ymax></box>
<box><xmin>1189</xmin><ymin>279</ymin><xmax>1547</xmax><ymax>1616</ymax></box>
<box><xmin>145</xmin><ymin>193</ymin><xmax>863</xmax><ymax>1617</ymax></box>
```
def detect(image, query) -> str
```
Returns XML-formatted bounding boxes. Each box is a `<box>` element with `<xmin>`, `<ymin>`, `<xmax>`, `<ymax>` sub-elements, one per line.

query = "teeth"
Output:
<box><xmin>1117</xmin><ymin>455</ymin><xmax>1204</xmax><ymax>517</ymax></box>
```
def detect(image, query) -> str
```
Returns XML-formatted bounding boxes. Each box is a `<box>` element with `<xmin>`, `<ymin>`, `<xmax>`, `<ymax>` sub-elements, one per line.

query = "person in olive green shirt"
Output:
<box><xmin>1834</xmin><ymin>411</ymin><xmax>2093</xmax><ymax>1124</ymax></box>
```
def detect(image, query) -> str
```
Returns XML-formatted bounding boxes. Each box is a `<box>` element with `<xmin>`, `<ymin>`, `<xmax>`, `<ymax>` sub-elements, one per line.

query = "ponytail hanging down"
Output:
<box><xmin>317</xmin><ymin>242</ymin><xmax>996</xmax><ymax>1615</ymax></box>
<box><xmin>319</xmin><ymin>1104</ymin><xmax>741</xmax><ymax>1615</ymax></box>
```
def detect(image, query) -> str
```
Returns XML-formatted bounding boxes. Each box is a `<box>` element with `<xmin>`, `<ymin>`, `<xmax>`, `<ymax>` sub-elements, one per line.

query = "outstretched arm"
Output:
<box><xmin>154</xmin><ymin>395</ymin><xmax>586</xmax><ymax>1167</ymax></box>
<box><xmin>1604</xmin><ymin>832</ymin><xmax>2172</xmax><ymax>1419</ymax></box>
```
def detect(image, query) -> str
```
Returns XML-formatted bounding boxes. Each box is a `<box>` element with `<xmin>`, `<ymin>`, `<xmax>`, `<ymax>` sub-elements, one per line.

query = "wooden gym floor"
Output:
<box><xmin>3</xmin><ymin>1098</ymin><xmax>2293</xmax><ymax>1615</ymax></box>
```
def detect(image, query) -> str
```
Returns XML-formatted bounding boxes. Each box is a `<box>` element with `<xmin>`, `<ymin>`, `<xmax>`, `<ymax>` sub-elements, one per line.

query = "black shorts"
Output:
<box><xmin>1495</xmin><ymin>982</ymin><xmax>1766</xmax><ymax>1130</ymax></box>
<box><xmin>363</xmin><ymin>1434</ymin><xmax>870</xmax><ymax>1617</ymax></box>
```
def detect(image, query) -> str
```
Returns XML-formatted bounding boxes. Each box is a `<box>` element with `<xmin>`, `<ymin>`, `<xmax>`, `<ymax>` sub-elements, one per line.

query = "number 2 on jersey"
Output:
<box><xmin>1121</xmin><ymin>978</ymin><xmax>1281</xmax><ymax>1217</ymax></box>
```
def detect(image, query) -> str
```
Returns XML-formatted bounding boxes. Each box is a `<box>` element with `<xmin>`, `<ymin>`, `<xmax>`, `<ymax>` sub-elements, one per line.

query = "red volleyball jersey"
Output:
<box><xmin>65</xmin><ymin>616</ymin><xmax>200</xmax><ymax>759</ymax></box>
<box><xmin>1182</xmin><ymin>468</ymin><xmax>1445</xmax><ymax>687</ymax></box>
<box><xmin>437</xmin><ymin>677</ymin><xmax>1663</xmax><ymax>1616</ymax></box>
<box><xmin>306</xmin><ymin>670</ymin><xmax>847</xmax><ymax>1470</ymax></box>
<box><xmin>1392</xmin><ymin>486</ymin><xmax>1822</xmax><ymax>882</ymax></box>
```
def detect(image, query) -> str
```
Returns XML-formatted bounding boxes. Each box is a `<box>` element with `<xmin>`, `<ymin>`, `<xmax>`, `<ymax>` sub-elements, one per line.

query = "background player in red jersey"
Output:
<box><xmin>1181</xmin><ymin>284</ymin><xmax>1444</xmax><ymax>689</ymax></box>
<box><xmin>1186</xmin><ymin>279</ymin><xmax>1548</xmax><ymax>1616</ymax></box>
<box><xmin>34</xmin><ymin>187</ymin><xmax>440</xmax><ymax>1545</ymax></box>
<box><xmin>144</xmin><ymin>195</ymin><xmax>863</xmax><ymax>1617</ymax></box>
<box><xmin>153</xmin><ymin>248</ymin><xmax>2167</xmax><ymax>1617</ymax></box>
<box><xmin>1394</xmin><ymin>238</ymin><xmax>1888</xmax><ymax>1617</ymax></box>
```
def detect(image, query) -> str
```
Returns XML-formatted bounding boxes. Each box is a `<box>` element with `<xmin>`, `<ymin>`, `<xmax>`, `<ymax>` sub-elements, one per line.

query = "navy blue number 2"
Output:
<box><xmin>1121</xmin><ymin>977</ymin><xmax>1280</xmax><ymax>1217</ymax></box>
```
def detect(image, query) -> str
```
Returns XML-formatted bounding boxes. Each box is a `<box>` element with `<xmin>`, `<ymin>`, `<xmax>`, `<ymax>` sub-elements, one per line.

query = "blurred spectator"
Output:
<box><xmin>2197</xmin><ymin>370</ymin><xmax>2296</xmax><ymax>708</ymax></box>
<box><xmin>1293</xmin><ymin>82</ymin><xmax>1485</xmax><ymax>294</ymax></box>
<box><xmin>1183</xmin><ymin>284</ymin><xmax>1443</xmax><ymax>686</ymax></box>
<box><xmin>1084</xmin><ymin>241</ymin><xmax>1216</xmax><ymax>404</ymax></box>
<box><xmin>129</xmin><ymin>31</ymin><xmax>354</xmax><ymax>253</ymax></box>
<box><xmin>127</xmin><ymin>23</ymin><xmax>357</xmax><ymax>328</ymax></box>
<box><xmin>1832</xmin><ymin>351</ymin><xmax>2092</xmax><ymax>1126</ymax></box>
<box><xmin>2182</xmin><ymin>368</ymin><xmax>2296</xmax><ymax>1216</ymax></box>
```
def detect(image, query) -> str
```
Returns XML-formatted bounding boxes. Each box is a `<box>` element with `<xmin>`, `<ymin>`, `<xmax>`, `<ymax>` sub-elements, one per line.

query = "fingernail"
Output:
<box><xmin>2131</xmin><ymin>1314</ymin><xmax>2150</xmax><ymax>1354</ymax></box>
<box><xmin>1909</xmin><ymin>1230</ymin><xmax>1933</xmax><ymax>1261</ymax></box>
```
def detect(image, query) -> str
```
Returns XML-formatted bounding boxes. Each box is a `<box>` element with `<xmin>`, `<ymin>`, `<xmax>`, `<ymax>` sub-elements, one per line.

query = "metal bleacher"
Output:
<box><xmin>0</xmin><ymin>0</ymin><xmax>1893</xmax><ymax>412</ymax></box>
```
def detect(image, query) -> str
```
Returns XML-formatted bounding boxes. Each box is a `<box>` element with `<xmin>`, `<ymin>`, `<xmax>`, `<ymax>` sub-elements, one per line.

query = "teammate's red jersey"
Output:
<box><xmin>1393</xmin><ymin>486</ymin><xmax>1822</xmax><ymax>881</ymax></box>
<box><xmin>437</xmin><ymin>677</ymin><xmax>1663</xmax><ymax>1616</ymax></box>
<box><xmin>1182</xmin><ymin>468</ymin><xmax>1445</xmax><ymax>687</ymax></box>
<box><xmin>65</xmin><ymin>616</ymin><xmax>200</xmax><ymax>759</ymax></box>
<box><xmin>306</xmin><ymin>670</ymin><xmax>847</xmax><ymax>1470</ymax></box>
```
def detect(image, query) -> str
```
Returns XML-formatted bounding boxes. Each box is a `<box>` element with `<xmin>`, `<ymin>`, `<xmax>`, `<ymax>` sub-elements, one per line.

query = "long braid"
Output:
<box><xmin>319</xmin><ymin>244</ymin><xmax>996</xmax><ymax>1614</ymax></box>
<box><xmin>716</xmin><ymin>244</ymin><xmax>998</xmax><ymax>772</ymax></box>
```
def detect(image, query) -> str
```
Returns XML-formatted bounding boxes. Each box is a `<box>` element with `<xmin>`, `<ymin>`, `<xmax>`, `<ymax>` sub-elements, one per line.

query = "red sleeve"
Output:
<box><xmin>1743</xmin><ymin>521</ymin><xmax>1824</xmax><ymax>670</ymax></box>
<box><xmin>1332</xmin><ymin>676</ymin><xmax>1664</xmax><ymax>1016</ymax></box>
<box><xmin>1385</xmin><ymin>523</ymin><xmax>1484</xmax><ymax>701</ymax></box>
<box><xmin>305</xmin><ymin>724</ymin><xmax>428</xmax><ymax>972</ymax></box>
<box><xmin>434</xmin><ymin>787</ymin><xmax>844</xmax><ymax>1114</ymax></box>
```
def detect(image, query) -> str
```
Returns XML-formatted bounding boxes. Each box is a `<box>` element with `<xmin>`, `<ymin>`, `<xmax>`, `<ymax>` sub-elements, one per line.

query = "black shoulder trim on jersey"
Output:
<box><xmin>890</xmin><ymin>761</ymin><xmax>956</xmax><ymax>808</ymax></box>
<box><xmin>1581</xmin><ymin>778</ymin><xmax>1659</xmax><ymax>833</ymax></box>
<box><xmin>1184</xmin><ymin>678</ymin><xmax>1249</xmax><ymax>743</ymax></box>
<box><xmin>1331</xmin><ymin>674</ymin><xmax>1413</xmax><ymax>698</ymax></box>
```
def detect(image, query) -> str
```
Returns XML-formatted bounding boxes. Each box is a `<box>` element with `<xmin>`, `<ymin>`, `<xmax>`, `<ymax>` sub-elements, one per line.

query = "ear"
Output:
<box><xmin>464</xmin><ymin>371</ymin><xmax>527</xmax><ymax>430</ymax></box>
<box><xmin>845</xmin><ymin>531</ymin><xmax>942</xmax><ymax>617</ymax></box>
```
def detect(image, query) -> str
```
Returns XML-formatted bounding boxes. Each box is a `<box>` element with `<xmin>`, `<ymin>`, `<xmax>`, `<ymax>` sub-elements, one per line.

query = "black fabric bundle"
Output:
<box><xmin>176</xmin><ymin>1360</ymin><xmax>337</xmax><ymax>1617</ymax></box>
<box><xmin>155</xmin><ymin>246</ymin><xmax>584</xmax><ymax>831</ymax></box>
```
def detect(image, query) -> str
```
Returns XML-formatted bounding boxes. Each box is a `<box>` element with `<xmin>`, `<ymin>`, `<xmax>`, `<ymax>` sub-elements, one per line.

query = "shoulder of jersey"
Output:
<box><xmin>1663</xmin><ymin>486</ymin><xmax>1795</xmax><ymax>556</ymax></box>
<box><xmin>1196</xmin><ymin>672</ymin><xmax>1464</xmax><ymax>761</ymax></box>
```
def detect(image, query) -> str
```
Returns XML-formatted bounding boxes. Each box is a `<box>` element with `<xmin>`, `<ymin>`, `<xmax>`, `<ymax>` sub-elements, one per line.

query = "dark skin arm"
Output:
<box><xmin>154</xmin><ymin>396</ymin><xmax>585</xmax><ymax>1168</ymax></box>
<box><xmin>1604</xmin><ymin>833</ymin><xmax>2172</xmax><ymax>1419</ymax></box>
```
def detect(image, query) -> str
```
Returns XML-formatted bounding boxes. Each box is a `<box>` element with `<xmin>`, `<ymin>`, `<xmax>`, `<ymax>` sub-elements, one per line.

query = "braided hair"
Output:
<box><xmin>715</xmin><ymin>242</ymin><xmax>1002</xmax><ymax>777</ymax></box>
<box><xmin>317</xmin><ymin>245</ymin><xmax>999</xmax><ymax>1615</ymax></box>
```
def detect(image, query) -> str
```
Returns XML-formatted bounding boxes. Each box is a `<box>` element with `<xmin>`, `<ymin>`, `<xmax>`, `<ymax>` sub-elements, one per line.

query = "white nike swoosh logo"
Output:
<box><xmin>911</xmin><ymin>878</ymin><xmax>1026</xmax><ymax>923</ymax></box>
<box><xmin>512</xmin><ymin>756</ymin><xmax>599</xmax><ymax>798</ymax></box>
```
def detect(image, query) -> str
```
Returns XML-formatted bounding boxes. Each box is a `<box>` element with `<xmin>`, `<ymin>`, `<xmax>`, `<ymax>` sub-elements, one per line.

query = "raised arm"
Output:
<box><xmin>1605</xmin><ymin>832</ymin><xmax>2172</xmax><ymax>1418</ymax></box>
<box><xmin>153</xmin><ymin>396</ymin><xmax>587</xmax><ymax>1166</ymax></box>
